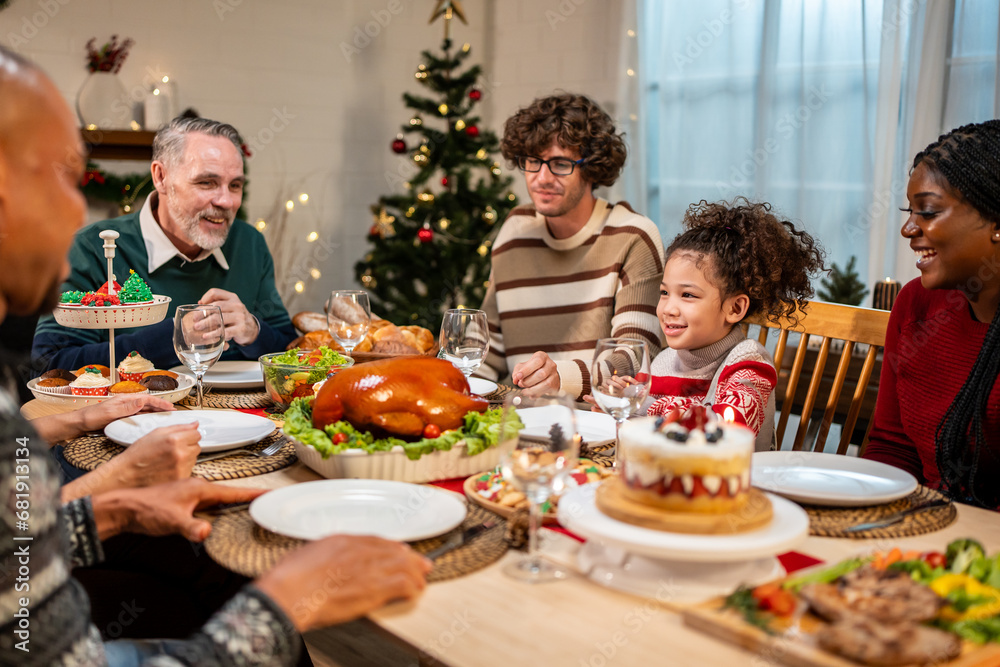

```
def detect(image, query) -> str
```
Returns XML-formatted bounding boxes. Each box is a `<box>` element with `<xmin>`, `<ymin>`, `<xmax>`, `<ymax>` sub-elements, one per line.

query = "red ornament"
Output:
<box><xmin>417</xmin><ymin>226</ymin><xmax>434</xmax><ymax>243</ymax></box>
<box><xmin>369</xmin><ymin>224</ymin><xmax>380</xmax><ymax>237</ymax></box>
<box><xmin>465</xmin><ymin>125</ymin><xmax>479</xmax><ymax>138</ymax></box>
<box><xmin>469</xmin><ymin>89</ymin><xmax>482</xmax><ymax>101</ymax></box>
<box><xmin>391</xmin><ymin>138</ymin><xmax>407</xmax><ymax>154</ymax></box>
<box><xmin>441</xmin><ymin>177</ymin><xmax>449</xmax><ymax>187</ymax></box>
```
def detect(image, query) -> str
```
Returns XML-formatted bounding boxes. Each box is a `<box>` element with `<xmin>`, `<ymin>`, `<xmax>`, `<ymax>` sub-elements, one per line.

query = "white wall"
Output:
<box><xmin>1</xmin><ymin>0</ymin><xmax>629</xmax><ymax>315</ymax></box>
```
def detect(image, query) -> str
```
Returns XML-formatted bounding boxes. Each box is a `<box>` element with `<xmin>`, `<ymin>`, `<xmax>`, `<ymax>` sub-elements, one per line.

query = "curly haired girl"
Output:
<box><xmin>646</xmin><ymin>198</ymin><xmax>825</xmax><ymax>450</ymax></box>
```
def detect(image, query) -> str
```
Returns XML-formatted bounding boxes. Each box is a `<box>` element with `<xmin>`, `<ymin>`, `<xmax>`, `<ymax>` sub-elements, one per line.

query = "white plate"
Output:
<box><xmin>27</xmin><ymin>375</ymin><xmax>194</xmax><ymax>406</ymax></box>
<box><xmin>249</xmin><ymin>479</ymin><xmax>468</xmax><ymax>541</ymax></box>
<box><xmin>105</xmin><ymin>409</ymin><xmax>275</xmax><ymax>452</ymax></box>
<box><xmin>468</xmin><ymin>377</ymin><xmax>498</xmax><ymax>396</ymax></box>
<box><xmin>558</xmin><ymin>484</ymin><xmax>809</xmax><ymax>562</ymax></box>
<box><xmin>170</xmin><ymin>361</ymin><xmax>264</xmax><ymax>389</ymax></box>
<box><xmin>517</xmin><ymin>406</ymin><xmax>616</xmax><ymax>445</ymax></box>
<box><xmin>752</xmin><ymin>451</ymin><xmax>918</xmax><ymax>507</ymax></box>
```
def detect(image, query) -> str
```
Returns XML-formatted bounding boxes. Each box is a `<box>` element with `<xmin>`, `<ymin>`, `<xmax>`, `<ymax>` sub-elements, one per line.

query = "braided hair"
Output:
<box><xmin>916</xmin><ymin>120</ymin><xmax>1000</xmax><ymax>507</ymax></box>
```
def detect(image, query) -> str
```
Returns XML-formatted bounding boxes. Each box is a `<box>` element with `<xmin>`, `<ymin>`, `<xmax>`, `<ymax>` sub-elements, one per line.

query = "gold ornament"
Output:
<box><xmin>438</xmin><ymin>103</ymin><xmax>449</xmax><ymax>115</ymax></box>
<box><xmin>507</xmin><ymin>193</ymin><xmax>516</xmax><ymax>201</ymax></box>
<box><xmin>413</xmin><ymin>153</ymin><xmax>428</xmax><ymax>164</ymax></box>
<box><xmin>438</xmin><ymin>217</ymin><xmax>450</xmax><ymax>230</ymax></box>
<box><xmin>455</xmin><ymin>119</ymin><xmax>466</xmax><ymax>131</ymax></box>
<box><xmin>475</xmin><ymin>148</ymin><xmax>487</xmax><ymax>160</ymax></box>
<box><xmin>417</xmin><ymin>190</ymin><xmax>435</xmax><ymax>203</ymax></box>
<box><xmin>371</xmin><ymin>206</ymin><xmax>396</xmax><ymax>239</ymax></box>
<box><xmin>476</xmin><ymin>244</ymin><xmax>488</xmax><ymax>257</ymax></box>
<box><xmin>483</xmin><ymin>280</ymin><xmax>490</xmax><ymax>289</ymax></box>
<box><xmin>429</xmin><ymin>0</ymin><xmax>468</xmax><ymax>40</ymax></box>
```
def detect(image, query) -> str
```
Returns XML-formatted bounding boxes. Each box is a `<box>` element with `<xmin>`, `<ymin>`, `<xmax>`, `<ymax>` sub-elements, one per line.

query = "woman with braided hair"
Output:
<box><xmin>864</xmin><ymin>120</ymin><xmax>1000</xmax><ymax>509</ymax></box>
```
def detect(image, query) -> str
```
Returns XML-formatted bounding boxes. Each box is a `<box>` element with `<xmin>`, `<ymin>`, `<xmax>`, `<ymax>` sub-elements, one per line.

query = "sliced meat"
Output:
<box><xmin>799</xmin><ymin>566</ymin><xmax>944</xmax><ymax>624</ymax></box>
<box><xmin>815</xmin><ymin>618</ymin><xmax>961</xmax><ymax>666</ymax></box>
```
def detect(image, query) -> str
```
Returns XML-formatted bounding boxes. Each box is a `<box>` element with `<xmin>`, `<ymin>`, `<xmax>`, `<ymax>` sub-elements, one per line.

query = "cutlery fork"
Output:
<box><xmin>196</xmin><ymin>439</ymin><xmax>285</xmax><ymax>464</ymax></box>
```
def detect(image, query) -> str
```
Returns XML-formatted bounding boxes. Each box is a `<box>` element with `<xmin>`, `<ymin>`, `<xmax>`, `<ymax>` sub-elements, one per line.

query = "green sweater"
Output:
<box><xmin>32</xmin><ymin>210</ymin><xmax>294</xmax><ymax>372</ymax></box>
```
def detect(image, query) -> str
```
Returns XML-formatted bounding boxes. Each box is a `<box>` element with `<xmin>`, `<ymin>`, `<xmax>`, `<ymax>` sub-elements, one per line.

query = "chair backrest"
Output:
<box><xmin>743</xmin><ymin>301</ymin><xmax>890</xmax><ymax>455</ymax></box>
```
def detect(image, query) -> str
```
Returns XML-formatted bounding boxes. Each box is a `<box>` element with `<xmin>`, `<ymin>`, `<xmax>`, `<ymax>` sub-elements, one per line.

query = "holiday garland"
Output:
<box><xmin>80</xmin><ymin>163</ymin><xmax>153</xmax><ymax>214</ymax></box>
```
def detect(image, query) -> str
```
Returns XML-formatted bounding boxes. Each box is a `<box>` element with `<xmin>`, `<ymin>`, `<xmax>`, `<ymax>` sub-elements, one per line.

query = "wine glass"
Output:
<box><xmin>172</xmin><ymin>304</ymin><xmax>225</xmax><ymax>409</ymax></box>
<box><xmin>498</xmin><ymin>391</ymin><xmax>580</xmax><ymax>583</ymax></box>
<box><xmin>326</xmin><ymin>290</ymin><xmax>370</xmax><ymax>355</ymax></box>
<box><xmin>437</xmin><ymin>308</ymin><xmax>490</xmax><ymax>377</ymax></box>
<box><xmin>590</xmin><ymin>338</ymin><xmax>651</xmax><ymax>462</ymax></box>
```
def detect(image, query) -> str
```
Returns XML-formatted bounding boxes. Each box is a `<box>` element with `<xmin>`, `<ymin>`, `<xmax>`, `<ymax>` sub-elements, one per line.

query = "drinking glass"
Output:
<box><xmin>438</xmin><ymin>308</ymin><xmax>490</xmax><ymax>377</ymax></box>
<box><xmin>326</xmin><ymin>290</ymin><xmax>371</xmax><ymax>355</ymax></box>
<box><xmin>172</xmin><ymin>304</ymin><xmax>225</xmax><ymax>409</ymax></box>
<box><xmin>498</xmin><ymin>392</ymin><xmax>580</xmax><ymax>583</ymax></box>
<box><xmin>590</xmin><ymin>338</ymin><xmax>651</xmax><ymax>461</ymax></box>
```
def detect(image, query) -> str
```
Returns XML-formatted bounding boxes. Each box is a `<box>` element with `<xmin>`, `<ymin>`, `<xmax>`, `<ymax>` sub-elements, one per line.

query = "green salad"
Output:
<box><xmin>262</xmin><ymin>346</ymin><xmax>350</xmax><ymax>403</ymax></box>
<box><xmin>283</xmin><ymin>397</ymin><xmax>522</xmax><ymax>461</ymax></box>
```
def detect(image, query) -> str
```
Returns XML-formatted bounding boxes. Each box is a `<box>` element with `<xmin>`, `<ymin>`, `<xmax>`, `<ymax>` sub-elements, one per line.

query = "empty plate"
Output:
<box><xmin>249</xmin><ymin>479</ymin><xmax>468</xmax><ymax>541</ymax></box>
<box><xmin>468</xmin><ymin>377</ymin><xmax>498</xmax><ymax>396</ymax></box>
<box><xmin>752</xmin><ymin>451</ymin><xmax>917</xmax><ymax>507</ymax></box>
<box><xmin>105</xmin><ymin>410</ymin><xmax>275</xmax><ymax>453</ymax></box>
<box><xmin>170</xmin><ymin>361</ymin><xmax>264</xmax><ymax>389</ymax></box>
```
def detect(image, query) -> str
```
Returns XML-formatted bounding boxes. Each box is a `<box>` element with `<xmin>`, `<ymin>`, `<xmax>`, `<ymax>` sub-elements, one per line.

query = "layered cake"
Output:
<box><xmin>617</xmin><ymin>415</ymin><xmax>754</xmax><ymax>514</ymax></box>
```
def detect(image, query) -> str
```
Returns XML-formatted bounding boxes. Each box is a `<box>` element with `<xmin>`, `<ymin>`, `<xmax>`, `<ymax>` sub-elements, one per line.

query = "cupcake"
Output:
<box><xmin>118</xmin><ymin>351</ymin><xmax>154</xmax><ymax>382</ymax></box>
<box><xmin>59</xmin><ymin>291</ymin><xmax>86</xmax><ymax>306</ymax></box>
<box><xmin>140</xmin><ymin>375</ymin><xmax>178</xmax><ymax>392</ymax></box>
<box><xmin>81</xmin><ymin>292</ymin><xmax>120</xmax><ymax>307</ymax></box>
<box><xmin>74</xmin><ymin>364</ymin><xmax>110</xmax><ymax>377</ymax></box>
<box><xmin>36</xmin><ymin>377</ymin><xmax>71</xmax><ymax>394</ymax></box>
<box><xmin>70</xmin><ymin>368</ymin><xmax>111</xmax><ymax>396</ymax></box>
<box><xmin>142</xmin><ymin>369</ymin><xmax>179</xmax><ymax>379</ymax></box>
<box><xmin>41</xmin><ymin>368</ymin><xmax>77</xmax><ymax>383</ymax></box>
<box><xmin>109</xmin><ymin>380</ymin><xmax>148</xmax><ymax>395</ymax></box>
<box><xmin>118</xmin><ymin>270</ymin><xmax>153</xmax><ymax>304</ymax></box>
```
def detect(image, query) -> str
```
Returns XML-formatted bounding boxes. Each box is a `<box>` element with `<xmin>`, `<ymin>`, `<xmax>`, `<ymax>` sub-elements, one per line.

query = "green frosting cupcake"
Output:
<box><xmin>119</xmin><ymin>269</ymin><xmax>153</xmax><ymax>303</ymax></box>
<box><xmin>60</xmin><ymin>290</ymin><xmax>86</xmax><ymax>304</ymax></box>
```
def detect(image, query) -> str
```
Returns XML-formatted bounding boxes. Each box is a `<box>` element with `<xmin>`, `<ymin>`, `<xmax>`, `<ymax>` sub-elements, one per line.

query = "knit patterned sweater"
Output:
<box><xmin>864</xmin><ymin>279</ymin><xmax>1000</xmax><ymax>495</ymax></box>
<box><xmin>480</xmin><ymin>199</ymin><xmax>665</xmax><ymax>400</ymax></box>
<box><xmin>32</xmin><ymin>209</ymin><xmax>295</xmax><ymax>372</ymax></box>
<box><xmin>644</xmin><ymin>327</ymin><xmax>777</xmax><ymax>452</ymax></box>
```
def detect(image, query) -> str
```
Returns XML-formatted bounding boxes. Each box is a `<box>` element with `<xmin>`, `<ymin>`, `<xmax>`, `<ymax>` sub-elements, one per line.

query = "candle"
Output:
<box><xmin>144</xmin><ymin>86</ymin><xmax>170</xmax><ymax>130</ymax></box>
<box><xmin>873</xmin><ymin>277</ymin><xmax>901</xmax><ymax>310</ymax></box>
<box><xmin>723</xmin><ymin>406</ymin><xmax>736</xmax><ymax>423</ymax></box>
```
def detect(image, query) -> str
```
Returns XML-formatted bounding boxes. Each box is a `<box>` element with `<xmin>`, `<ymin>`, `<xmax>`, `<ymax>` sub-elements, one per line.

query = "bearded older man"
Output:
<box><xmin>33</xmin><ymin>117</ymin><xmax>295</xmax><ymax>371</ymax></box>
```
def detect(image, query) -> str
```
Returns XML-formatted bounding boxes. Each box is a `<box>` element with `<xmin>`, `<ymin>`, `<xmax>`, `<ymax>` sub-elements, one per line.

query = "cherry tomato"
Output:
<box><xmin>423</xmin><ymin>424</ymin><xmax>442</xmax><ymax>439</ymax></box>
<box><xmin>332</xmin><ymin>432</ymin><xmax>348</xmax><ymax>444</ymax></box>
<box><xmin>752</xmin><ymin>583</ymin><xmax>796</xmax><ymax>617</ymax></box>
<box><xmin>922</xmin><ymin>551</ymin><xmax>947</xmax><ymax>569</ymax></box>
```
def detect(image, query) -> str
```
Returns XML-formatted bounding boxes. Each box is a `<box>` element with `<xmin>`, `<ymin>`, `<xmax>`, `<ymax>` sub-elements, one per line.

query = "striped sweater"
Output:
<box><xmin>480</xmin><ymin>199</ymin><xmax>665</xmax><ymax>400</ymax></box>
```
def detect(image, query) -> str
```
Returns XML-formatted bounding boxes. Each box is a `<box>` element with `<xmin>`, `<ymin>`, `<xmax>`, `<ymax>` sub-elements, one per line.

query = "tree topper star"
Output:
<box><xmin>429</xmin><ymin>0</ymin><xmax>467</xmax><ymax>39</ymax></box>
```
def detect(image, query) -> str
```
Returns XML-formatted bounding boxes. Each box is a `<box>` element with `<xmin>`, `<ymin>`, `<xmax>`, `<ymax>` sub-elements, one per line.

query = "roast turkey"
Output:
<box><xmin>312</xmin><ymin>357</ymin><xmax>489</xmax><ymax>437</ymax></box>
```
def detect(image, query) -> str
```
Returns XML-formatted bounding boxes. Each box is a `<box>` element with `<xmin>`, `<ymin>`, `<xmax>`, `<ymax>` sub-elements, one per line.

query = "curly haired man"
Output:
<box><xmin>479</xmin><ymin>93</ymin><xmax>664</xmax><ymax>400</ymax></box>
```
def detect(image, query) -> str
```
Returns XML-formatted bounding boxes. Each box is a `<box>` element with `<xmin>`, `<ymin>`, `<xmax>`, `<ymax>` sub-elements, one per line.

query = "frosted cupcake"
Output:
<box><xmin>70</xmin><ymin>368</ymin><xmax>111</xmax><ymax>396</ymax></box>
<box><xmin>117</xmin><ymin>351</ymin><xmax>154</xmax><ymax>382</ymax></box>
<box><xmin>118</xmin><ymin>270</ymin><xmax>153</xmax><ymax>304</ymax></box>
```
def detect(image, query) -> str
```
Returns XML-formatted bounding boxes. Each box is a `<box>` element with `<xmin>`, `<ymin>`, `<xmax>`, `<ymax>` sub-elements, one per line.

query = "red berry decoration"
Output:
<box><xmin>469</xmin><ymin>89</ymin><xmax>482</xmax><ymax>101</ymax></box>
<box><xmin>417</xmin><ymin>226</ymin><xmax>433</xmax><ymax>243</ymax></box>
<box><xmin>441</xmin><ymin>177</ymin><xmax>449</xmax><ymax>187</ymax></box>
<box><xmin>391</xmin><ymin>138</ymin><xmax>407</xmax><ymax>154</ymax></box>
<box><xmin>465</xmin><ymin>125</ymin><xmax>479</xmax><ymax>138</ymax></box>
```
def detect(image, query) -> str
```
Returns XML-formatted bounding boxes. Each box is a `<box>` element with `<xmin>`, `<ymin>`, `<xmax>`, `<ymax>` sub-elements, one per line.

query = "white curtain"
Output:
<box><xmin>632</xmin><ymin>0</ymin><xmax>997</xmax><ymax>297</ymax></box>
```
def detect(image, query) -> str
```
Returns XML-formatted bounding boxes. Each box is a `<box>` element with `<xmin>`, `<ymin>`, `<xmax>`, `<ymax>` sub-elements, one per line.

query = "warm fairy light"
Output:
<box><xmin>627</xmin><ymin>29</ymin><xmax>636</xmax><ymax>37</ymax></box>
<box><xmin>123</xmin><ymin>205</ymin><xmax>132</xmax><ymax>213</ymax></box>
<box><xmin>153</xmin><ymin>88</ymin><xmax>161</xmax><ymax>95</ymax></box>
<box><xmin>462</xmin><ymin>43</ymin><xmax>471</xmax><ymax>52</ymax></box>
<box><xmin>477</xmin><ymin>244</ymin><xmax>488</xmax><ymax>257</ymax></box>
<box><xmin>298</xmin><ymin>193</ymin><xmax>309</xmax><ymax>203</ymax></box>
<box><xmin>309</xmin><ymin>268</ymin><xmax>321</xmax><ymax>279</ymax></box>
<box><xmin>885</xmin><ymin>276</ymin><xmax>892</xmax><ymax>282</ymax></box>
<box><xmin>306</xmin><ymin>231</ymin><xmax>319</xmax><ymax>242</ymax></box>
<box><xmin>438</xmin><ymin>217</ymin><xmax>450</xmax><ymax>230</ymax></box>
<box><xmin>507</xmin><ymin>193</ymin><xmax>516</xmax><ymax>201</ymax></box>
<box><xmin>285</xmin><ymin>200</ymin><xmax>294</xmax><ymax>211</ymax></box>
<box><xmin>410</xmin><ymin>117</ymin><xmax>422</xmax><ymax>126</ymax></box>
<box><xmin>86</xmin><ymin>124</ymin><xmax>97</xmax><ymax>130</ymax></box>
<box><xmin>626</xmin><ymin>68</ymin><xmax>635</xmax><ymax>77</ymax></box>
<box><xmin>723</xmin><ymin>406</ymin><xmax>736</xmax><ymax>423</ymax></box>
<box><xmin>129</xmin><ymin>120</ymin><xmax>140</xmax><ymax>131</ymax></box>
<box><xmin>162</xmin><ymin>75</ymin><xmax>170</xmax><ymax>83</ymax></box>
<box><xmin>455</xmin><ymin>119</ymin><xmax>466</xmax><ymax>131</ymax></box>
<box><xmin>629</xmin><ymin>113</ymin><xmax>638</xmax><ymax>121</ymax></box>
<box><xmin>294</xmin><ymin>281</ymin><xmax>305</xmax><ymax>293</ymax></box>
<box><xmin>405</xmin><ymin>207</ymin><xmax>416</xmax><ymax>217</ymax></box>
<box><xmin>476</xmin><ymin>148</ymin><xmax>487</xmax><ymax>160</ymax></box>
<box><xmin>255</xmin><ymin>219</ymin><xmax>267</xmax><ymax>231</ymax></box>
<box><xmin>438</xmin><ymin>103</ymin><xmax>449</xmax><ymax>115</ymax></box>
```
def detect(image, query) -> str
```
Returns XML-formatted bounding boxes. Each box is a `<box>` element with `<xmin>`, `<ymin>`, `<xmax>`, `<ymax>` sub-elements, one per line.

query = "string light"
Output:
<box><xmin>309</xmin><ymin>268</ymin><xmax>321</xmax><ymax>279</ymax></box>
<box><xmin>507</xmin><ymin>193</ymin><xmax>516</xmax><ymax>201</ymax></box>
<box><xmin>285</xmin><ymin>200</ymin><xmax>294</xmax><ymax>211</ymax></box>
<box><xmin>129</xmin><ymin>120</ymin><xmax>141</xmax><ymax>131</ymax></box>
<box><xmin>414</xmin><ymin>153</ymin><xmax>428</xmax><ymax>164</ymax></box>
<box><xmin>255</xmin><ymin>219</ymin><xmax>267</xmax><ymax>231</ymax></box>
<box><xmin>475</xmin><ymin>148</ymin><xmax>487</xmax><ymax>160</ymax></box>
<box><xmin>626</xmin><ymin>68</ymin><xmax>635</xmax><ymax>77</ymax></box>
<box><xmin>627</xmin><ymin>29</ymin><xmax>635</xmax><ymax>37</ymax></box>
<box><xmin>152</xmin><ymin>88</ymin><xmax>161</xmax><ymax>96</ymax></box>
<box><xmin>306</xmin><ymin>231</ymin><xmax>319</xmax><ymax>242</ymax></box>
<box><xmin>438</xmin><ymin>103</ymin><xmax>449</xmax><ymax>115</ymax></box>
<box><xmin>455</xmin><ymin>119</ymin><xmax>466</xmax><ymax>131</ymax></box>
<box><xmin>86</xmin><ymin>124</ymin><xmax>97</xmax><ymax>130</ymax></box>
<box><xmin>462</xmin><ymin>43</ymin><xmax>471</xmax><ymax>52</ymax></box>
<box><xmin>410</xmin><ymin>117</ymin><xmax>422</xmax><ymax>126</ymax></box>
<box><xmin>294</xmin><ymin>281</ymin><xmax>305</xmax><ymax>293</ymax></box>
<box><xmin>477</xmin><ymin>244</ymin><xmax>488</xmax><ymax>257</ymax></box>
<box><xmin>438</xmin><ymin>217</ymin><xmax>450</xmax><ymax>230</ymax></box>
<box><xmin>405</xmin><ymin>206</ymin><xmax>416</xmax><ymax>217</ymax></box>
<box><xmin>298</xmin><ymin>193</ymin><xmax>309</xmax><ymax>203</ymax></box>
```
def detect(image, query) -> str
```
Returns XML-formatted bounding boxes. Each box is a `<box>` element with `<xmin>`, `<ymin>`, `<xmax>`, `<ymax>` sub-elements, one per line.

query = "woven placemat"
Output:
<box><xmin>484</xmin><ymin>383</ymin><xmax>513</xmax><ymax>404</ymax></box>
<box><xmin>179</xmin><ymin>390</ymin><xmax>272</xmax><ymax>409</ymax></box>
<box><xmin>62</xmin><ymin>430</ymin><xmax>297</xmax><ymax>481</ymax></box>
<box><xmin>204</xmin><ymin>503</ymin><xmax>508</xmax><ymax>581</ymax></box>
<box><xmin>804</xmin><ymin>485</ymin><xmax>957</xmax><ymax>539</ymax></box>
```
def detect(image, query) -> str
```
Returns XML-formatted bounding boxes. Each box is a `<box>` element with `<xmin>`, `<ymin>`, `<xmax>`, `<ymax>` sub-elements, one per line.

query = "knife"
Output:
<box><xmin>844</xmin><ymin>499</ymin><xmax>950</xmax><ymax>533</ymax></box>
<box><xmin>426</xmin><ymin>521</ymin><xmax>497</xmax><ymax>561</ymax></box>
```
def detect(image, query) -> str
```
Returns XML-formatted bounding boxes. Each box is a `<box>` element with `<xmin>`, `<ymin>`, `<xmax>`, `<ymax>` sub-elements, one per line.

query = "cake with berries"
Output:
<box><xmin>616</xmin><ymin>413</ymin><xmax>755</xmax><ymax>514</ymax></box>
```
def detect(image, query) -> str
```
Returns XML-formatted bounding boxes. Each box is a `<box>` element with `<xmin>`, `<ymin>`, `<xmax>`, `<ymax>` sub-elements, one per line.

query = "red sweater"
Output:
<box><xmin>864</xmin><ymin>279</ymin><xmax>1000</xmax><ymax>496</ymax></box>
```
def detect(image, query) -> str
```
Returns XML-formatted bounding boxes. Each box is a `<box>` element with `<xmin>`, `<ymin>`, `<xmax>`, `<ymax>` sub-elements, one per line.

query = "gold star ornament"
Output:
<box><xmin>429</xmin><ymin>0</ymin><xmax>467</xmax><ymax>39</ymax></box>
<box><xmin>371</xmin><ymin>206</ymin><xmax>396</xmax><ymax>239</ymax></box>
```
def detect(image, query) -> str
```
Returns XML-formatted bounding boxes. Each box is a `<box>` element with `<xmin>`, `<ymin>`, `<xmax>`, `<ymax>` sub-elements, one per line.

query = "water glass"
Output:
<box><xmin>326</xmin><ymin>290</ymin><xmax>371</xmax><ymax>355</ymax></box>
<box><xmin>172</xmin><ymin>304</ymin><xmax>225</xmax><ymax>409</ymax></box>
<box><xmin>590</xmin><ymin>338</ymin><xmax>651</xmax><ymax>459</ymax></box>
<box><xmin>438</xmin><ymin>308</ymin><xmax>489</xmax><ymax>377</ymax></box>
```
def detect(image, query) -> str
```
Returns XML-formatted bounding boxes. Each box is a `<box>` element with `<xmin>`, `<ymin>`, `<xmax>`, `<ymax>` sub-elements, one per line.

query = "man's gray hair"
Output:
<box><xmin>152</xmin><ymin>117</ymin><xmax>243</xmax><ymax>167</ymax></box>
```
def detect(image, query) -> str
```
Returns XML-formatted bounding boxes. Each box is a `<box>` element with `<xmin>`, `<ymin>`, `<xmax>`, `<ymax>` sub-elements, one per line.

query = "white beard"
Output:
<box><xmin>164</xmin><ymin>186</ymin><xmax>234</xmax><ymax>251</ymax></box>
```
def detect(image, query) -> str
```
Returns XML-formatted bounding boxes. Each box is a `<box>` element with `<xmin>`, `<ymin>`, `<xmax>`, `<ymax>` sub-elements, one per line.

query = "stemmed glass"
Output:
<box><xmin>498</xmin><ymin>392</ymin><xmax>580</xmax><ymax>583</ymax></box>
<box><xmin>326</xmin><ymin>290</ymin><xmax>371</xmax><ymax>356</ymax></box>
<box><xmin>172</xmin><ymin>304</ymin><xmax>226</xmax><ymax>409</ymax></box>
<box><xmin>590</xmin><ymin>338</ymin><xmax>652</xmax><ymax>461</ymax></box>
<box><xmin>438</xmin><ymin>308</ymin><xmax>490</xmax><ymax>377</ymax></box>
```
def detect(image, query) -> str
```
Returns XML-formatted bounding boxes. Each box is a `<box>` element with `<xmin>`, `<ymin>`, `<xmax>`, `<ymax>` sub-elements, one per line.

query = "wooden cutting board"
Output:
<box><xmin>681</xmin><ymin>596</ymin><xmax>1000</xmax><ymax>667</ymax></box>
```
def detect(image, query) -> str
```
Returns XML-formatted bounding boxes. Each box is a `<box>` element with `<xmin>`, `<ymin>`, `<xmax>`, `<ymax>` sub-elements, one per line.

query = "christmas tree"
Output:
<box><xmin>354</xmin><ymin>23</ymin><xmax>517</xmax><ymax>331</ymax></box>
<box><xmin>817</xmin><ymin>255</ymin><xmax>869</xmax><ymax>306</ymax></box>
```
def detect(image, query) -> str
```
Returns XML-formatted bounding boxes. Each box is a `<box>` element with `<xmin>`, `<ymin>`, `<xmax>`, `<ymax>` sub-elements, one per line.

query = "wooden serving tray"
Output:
<box><xmin>682</xmin><ymin>587</ymin><xmax>1000</xmax><ymax>667</ymax></box>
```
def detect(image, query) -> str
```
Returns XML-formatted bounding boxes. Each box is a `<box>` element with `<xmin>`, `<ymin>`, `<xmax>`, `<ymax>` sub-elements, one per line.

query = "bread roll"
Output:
<box><xmin>292</xmin><ymin>311</ymin><xmax>327</xmax><ymax>334</ymax></box>
<box><xmin>371</xmin><ymin>339</ymin><xmax>421</xmax><ymax>355</ymax></box>
<box><xmin>401</xmin><ymin>325</ymin><xmax>435</xmax><ymax>353</ymax></box>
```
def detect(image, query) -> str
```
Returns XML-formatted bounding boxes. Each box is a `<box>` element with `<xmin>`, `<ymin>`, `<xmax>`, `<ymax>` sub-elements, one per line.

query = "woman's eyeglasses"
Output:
<box><xmin>516</xmin><ymin>156</ymin><xmax>585</xmax><ymax>176</ymax></box>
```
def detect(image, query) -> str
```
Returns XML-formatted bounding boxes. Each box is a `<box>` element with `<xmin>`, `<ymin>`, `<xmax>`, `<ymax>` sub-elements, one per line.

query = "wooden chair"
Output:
<box><xmin>743</xmin><ymin>301</ymin><xmax>891</xmax><ymax>455</ymax></box>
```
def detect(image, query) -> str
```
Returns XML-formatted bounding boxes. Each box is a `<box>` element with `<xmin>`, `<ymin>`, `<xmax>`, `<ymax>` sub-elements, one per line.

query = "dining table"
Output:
<box><xmin>21</xmin><ymin>395</ymin><xmax>1000</xmax><ymax>667</ymax></box>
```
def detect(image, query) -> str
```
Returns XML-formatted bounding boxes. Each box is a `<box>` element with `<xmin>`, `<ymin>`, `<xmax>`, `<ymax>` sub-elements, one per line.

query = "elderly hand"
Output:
<box><xmin>199</xmin><ymin>288</ymin><xmax>260</xmax><ymax>346</ymax></box>
<box><xmin>512</xmin><ymin>351</ymin><xmax>561</xmax><ymax>397</ymax></box>
<box><xmin>78</xmin><ymin>393</ymin><xmax>175</xmax><ymax>433</ymax></box>
<box><xmin>92</xmin><ymin>478</ymin><xmax>266</xmax><ymax>542</ymax></box>
<box><xmin>256</xmin><ymin>534</ymin><xmax>433</xmax><ymax>632</ymax></box>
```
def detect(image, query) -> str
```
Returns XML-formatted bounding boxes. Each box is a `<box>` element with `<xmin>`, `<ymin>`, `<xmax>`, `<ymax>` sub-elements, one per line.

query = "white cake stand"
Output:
<box><xmin>51</xmin><ymin>230</ymin><xmax>170</xmax><ymax>383</ymax></box>
<box><xmin>557</xmin><ymin>484</ymin><xmax>810</xmax><ymax>602</ymax></box>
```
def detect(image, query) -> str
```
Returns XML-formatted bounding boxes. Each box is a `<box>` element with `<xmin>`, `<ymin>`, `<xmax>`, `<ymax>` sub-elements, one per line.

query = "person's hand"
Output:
<box><xmin>256</xmin><ymin>535</ymin><xmax>432</xmax><ymax>632</ymax></box>
<box><xmin>199</xmin><ymin>288</ymin><xmax>260</xmax><ymax>346</ymax></box>
<box><xmin>77</xmin><ymin>394</ymin><xmax>175</xmax><ymax>433</ymax></box>
<box><xmin>511</xmin><ymin>351</ymin><xmax>560</xmax><ymax>396</ymax></box>
<box><xmin>582</xmin><ymin>394</ymin><xmax>605</xmax><ymax>413</ymax></box>
<box><xmin>93</xmin><ymin>478</ymin><xmax>267</xmax><ymax>542</ymax></box>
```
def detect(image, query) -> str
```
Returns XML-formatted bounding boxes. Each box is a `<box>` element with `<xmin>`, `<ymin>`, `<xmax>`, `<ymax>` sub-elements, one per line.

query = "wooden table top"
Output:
<box><xmin>23</xmin><ymin>398</ymin><xmax>1000</xmax><ymax>667</ymax></box>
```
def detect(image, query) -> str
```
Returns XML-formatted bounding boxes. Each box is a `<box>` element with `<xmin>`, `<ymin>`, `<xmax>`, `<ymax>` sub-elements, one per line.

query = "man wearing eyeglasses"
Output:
<box><xmin>480</xmin><ymin>93</ymin><xmax>664</xmax><ymax>400</ymax></box>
